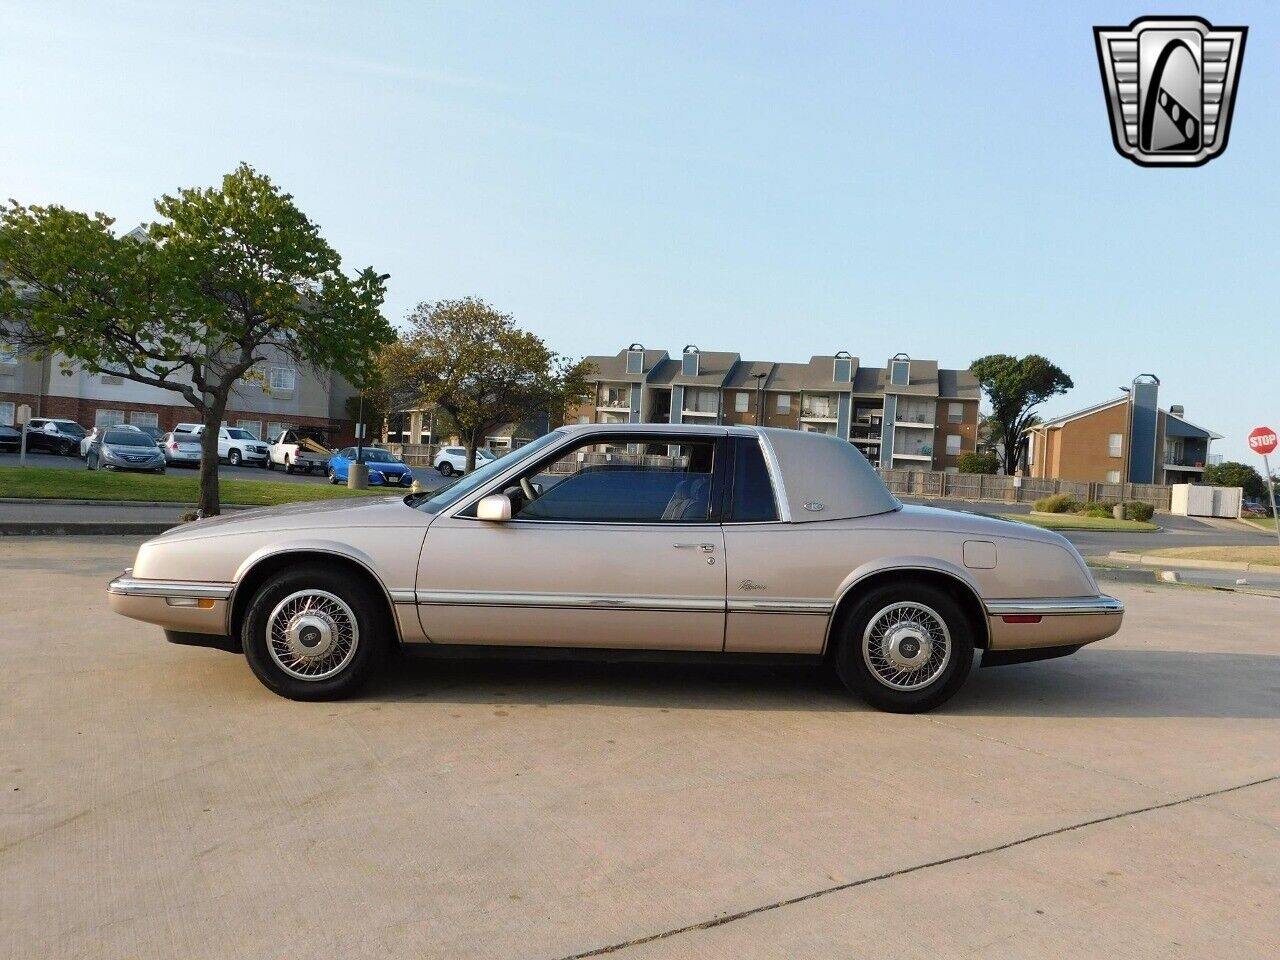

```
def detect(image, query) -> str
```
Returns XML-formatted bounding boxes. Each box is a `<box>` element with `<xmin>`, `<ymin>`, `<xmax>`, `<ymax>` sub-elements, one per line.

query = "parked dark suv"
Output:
<box><xmin>23</xmin><ymin>418</ymin><xmax>87</xmax><ymax>456</ymax></box>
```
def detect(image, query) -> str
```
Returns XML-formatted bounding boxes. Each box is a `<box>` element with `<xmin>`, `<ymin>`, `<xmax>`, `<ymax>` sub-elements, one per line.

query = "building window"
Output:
<box><xmin>1108</xmin><ymin>433</ymin><xmax>1123</xmax><ymax>458</ymax></box>
<box><xmin>100</xmin><ymin>373</ymin><xmax>123</xmax><ymax>385</ymax></box>
<box><xmin>1106</xmin><ymin>470</ymin><xmax>1121</xmax><ymax>483</ymax></box>
<box><xmin>0</xmin><ymin>343</ymin><xmax>17</xmax><ymax>364</ymax></box>
<box><xmin>268</xmin><ymin>366</ymin><xmax>296</xmax><ymax>392</ymax></box>
<box><xmin>233</xmin><ymin>419</ymin><xmax>262</xmax><ymax>439</ymax></box>
<box><xmin>95</xmin><ymin>409</ymin><xmax>126</xmax><ymax>428</ymax></box>
<box><xmin>601</xmin><ymin>386</ymin><xmax>629</xmax><ymax>408</ymax></box>
<box><xmin>0</xmin><ymin>401</ymin><xmax>14</xmax><ymax>426</ymax></box>
<box><xmin>891</xmin><ymin>359</ymin><xmax>910</xmax><ymax>386</ymax></box>
<box><xmin>734</xmin><ymin>392</ymin><xmax>749</xmax><ymax>413</ymax></box>
<box><xmin>267</xmin><ymin>422</ymin><xmax>293</xmax><ymax>442</ymax></box>
<box><xmin>129</xmin><ymin>411</ymin><xmax>159</xmax><ymax>430</ymax></box>
<box><xmin>776</xmin><ymin>394</ymin><xmax>791</xmax><ymax>414</ymax></box>
<box><xmin>946</xmin><ymin>434</ymin><xmax>961</xmax><ymax>456</ymax></box>
<box><xmin>684</xmin><ymin>388</ymin><xmax>717</xmax><ymax>414</ymax></box>
<box><xmin>1026</xmin><ymin>437</ymin><xmax>1035</xmax><ymax>466</ymax></box>
<box><xmin>577</xmin><ymin>415</ymin><xmax>590</xmax><ymax>425</ymax></box>
<box><xmin>948</xmin><ymin>402</ymin><xmax>963</xmax><ymax>423</ymax></box>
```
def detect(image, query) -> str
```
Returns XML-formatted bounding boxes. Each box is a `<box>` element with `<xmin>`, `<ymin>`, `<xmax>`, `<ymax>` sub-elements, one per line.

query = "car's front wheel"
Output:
<box><xmin>241</xmin><ymin>564</ymin><xmax>389</xmax><ymax>701</ymax></box>
<box><xmin>328</xmin><ymin>468</ymin><xmax>340</xmax><ymax>485</ymax></box>
<box><xmin>834</xmin><ymin>581</ymin><xmax>975</xmax><ymax>713</ymax></box>
<box><xmin>438</xmin><ymin>462</ymin><xmax>454</xmax><ymax>477</ymax></box>
<box><xmin>228</xmin><ymin>449</ymin><xmax>241</xmax><ymax>466</ymax></box>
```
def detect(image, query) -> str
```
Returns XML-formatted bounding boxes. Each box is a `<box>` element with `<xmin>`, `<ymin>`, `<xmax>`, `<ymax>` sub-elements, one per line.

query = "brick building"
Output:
<box><xmin>1026</xmin><ymin>375</ymin><xmax>1221</xmax><ymax>485</ymax></box>
<box><xmin>566</xmin><ymin>345</ymin><xmax>982</xmax><ymax>471</ymax></box>
<box><xmin>0</xmin><ymin>346</ymin><xmax>358</xmax><ymax>445</ymax></box>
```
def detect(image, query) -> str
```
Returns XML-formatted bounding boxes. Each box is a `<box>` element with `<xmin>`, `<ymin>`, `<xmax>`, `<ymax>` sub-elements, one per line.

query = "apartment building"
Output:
<box><xmin>0</xmin><ymin>346</ymin><xmax>358</xmax><ymax>444</ymax></box>
<box><xmin>1026</xmin><ymin>375</ymin><xmax>1221</xmax><ymax>485</ymax></box>
<box><xmin>567</xmin><ymin>345</ymin><xmax>982</xmax><ymax>471</ymax></box>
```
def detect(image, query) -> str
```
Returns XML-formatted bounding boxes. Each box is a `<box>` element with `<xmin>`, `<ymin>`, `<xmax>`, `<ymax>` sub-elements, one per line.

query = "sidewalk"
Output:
<box><xmin>0</xmin><ymin>499</ymin><xmax>248</xmax><ymax>536</ymax></box>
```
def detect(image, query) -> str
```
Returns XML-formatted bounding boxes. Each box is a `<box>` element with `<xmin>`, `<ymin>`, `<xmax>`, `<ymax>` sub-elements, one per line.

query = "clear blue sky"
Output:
<box><xmin>3</xmin><ymin>1</ymin><xmax>1276</xmax><ymax>460</ymax></box>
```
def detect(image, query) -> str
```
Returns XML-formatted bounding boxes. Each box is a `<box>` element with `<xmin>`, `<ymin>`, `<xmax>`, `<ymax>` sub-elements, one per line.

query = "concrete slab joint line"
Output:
<box><xmin>552</xmin><ymin>775</ymin><xmax>1279</xmax><ymax>960</ymax></box>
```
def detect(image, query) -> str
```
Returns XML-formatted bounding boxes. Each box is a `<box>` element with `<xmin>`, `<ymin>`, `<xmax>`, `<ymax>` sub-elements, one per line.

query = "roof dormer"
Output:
<box><xmin>682</xmin><ymin>344</ymin><xmax>700</xmax><ymax>377</ymax></box>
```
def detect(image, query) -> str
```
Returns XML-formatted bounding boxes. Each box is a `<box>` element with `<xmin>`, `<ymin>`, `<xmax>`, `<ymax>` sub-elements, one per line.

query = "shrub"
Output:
<box><xmin>1082</xmin><ymin>500</ymin><xmax>1116</xmax><ymax>518</ymax></box>
<box><xmin>957</xmin><ymin>451</ymin><xmax>998</xmax><ymax>475</ymax></box>
<box><xmin>1034</xmin><ymin>493</ymin><xmax>1079</xmax><ymax>514</ymax></box>
<box><xmin>1123</xmin><ymin>501</ymin><xmax>1154</xmax><ymax>522</ymax></box>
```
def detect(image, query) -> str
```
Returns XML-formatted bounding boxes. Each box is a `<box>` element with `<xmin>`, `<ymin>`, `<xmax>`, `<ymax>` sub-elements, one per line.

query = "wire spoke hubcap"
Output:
<box><xmin>268</xmin><ymin>590</ymin><xmax>359</xmax><ymax>681</ymax></box>
<box><xmin>862</xmin><ymin>601</ymin><xmax>951</xmax><ymax>691</ymax></box>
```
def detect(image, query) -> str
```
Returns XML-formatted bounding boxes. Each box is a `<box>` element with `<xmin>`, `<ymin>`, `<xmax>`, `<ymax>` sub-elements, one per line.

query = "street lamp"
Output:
<box><xmin>750</xmin><ymin>371</ymin><xmax>768</xmax><ymax>424</ymax></box>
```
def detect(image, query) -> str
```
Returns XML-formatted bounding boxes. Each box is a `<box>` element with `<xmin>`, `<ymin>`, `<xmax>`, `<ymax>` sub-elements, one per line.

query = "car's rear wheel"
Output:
<box><xmin>241</xmin><ymin>564</ymin><xmax>389</xmax><ymax>701</ymax></box>
<box><xmin>834</xmin><ymin>581</ymin><xmax>974</xmax><ymax>713</ymax></box>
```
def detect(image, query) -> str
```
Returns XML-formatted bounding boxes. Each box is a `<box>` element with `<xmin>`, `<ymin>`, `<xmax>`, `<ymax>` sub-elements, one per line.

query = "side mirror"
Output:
<box><xmin>477</xmin><ymin>494</ymin><xmax>513</xmax><ymax>522</ymax></box>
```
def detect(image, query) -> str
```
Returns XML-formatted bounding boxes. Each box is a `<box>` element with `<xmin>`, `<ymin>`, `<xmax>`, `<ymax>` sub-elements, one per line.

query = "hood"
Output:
<box><xmin>150</xmin><ymin>494</ymin><xmax>427</xmax><ymax>543</ymax></box>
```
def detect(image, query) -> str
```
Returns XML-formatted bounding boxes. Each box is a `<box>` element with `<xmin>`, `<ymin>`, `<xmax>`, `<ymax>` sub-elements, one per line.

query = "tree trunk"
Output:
<box><xmin>465</xmin><ymin>431</ymin><xmax>479</xmax><ymax>473</ymax></box>
<box><xmin>197</xmin><ymin>397</ymin><xmax>227</xmax><ymax>516</ymax></box>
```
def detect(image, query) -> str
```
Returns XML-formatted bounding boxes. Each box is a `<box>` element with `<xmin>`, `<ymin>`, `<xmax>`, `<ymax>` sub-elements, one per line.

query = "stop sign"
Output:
<box><xmin>1249</xmin><ymin>426</ymin><xmax>1278</xmax><ymax>456</ymax></box>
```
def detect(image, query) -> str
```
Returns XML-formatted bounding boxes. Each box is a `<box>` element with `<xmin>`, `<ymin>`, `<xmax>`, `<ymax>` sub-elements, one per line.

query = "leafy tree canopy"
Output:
<box><xmin>970</xmin><ymin>354</ymin><xmax>1072</xmax><ymax>474</ymax></box>
<box><xmin>1202</xmin><ymin>461</ymin><xmax>1266</xmax><ymax>499</ymax></box>
<box><xmin>0</xmin><ymin>164</ymin><xmax>392</xmax><ymax>514</ymax></box>
<box><xmin>380</xmin><ymin>298</ymin><xmax>591</xmax><ymax>470</ymax></box>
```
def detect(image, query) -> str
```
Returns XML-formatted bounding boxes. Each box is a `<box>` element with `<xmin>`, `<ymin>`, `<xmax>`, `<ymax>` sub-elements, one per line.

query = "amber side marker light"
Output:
<box><xmin>1001</xmin><ymin>615</ymin><xmax>1043</xmax><ymax>624</ymax></box>
<box><xmin>165</xmin><ymin>597</ymin><xmax>217</xmax><ymax>609</ymax></box>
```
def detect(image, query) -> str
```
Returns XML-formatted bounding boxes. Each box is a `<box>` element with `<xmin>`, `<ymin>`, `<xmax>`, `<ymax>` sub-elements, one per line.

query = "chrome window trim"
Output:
<box><xmin>984</xmin><ymin>596</ymin><xmax>1124</xmax><ymax>617</ymax></box>
<box><xmin>755</xmin><ymin>432</ymin><xmax>793</xmax><ymax>523</ymax></box>
<box><xmin>413</xmin><ymin>590</ymin><xmax>725</xmax><ymax>614</ymax></box>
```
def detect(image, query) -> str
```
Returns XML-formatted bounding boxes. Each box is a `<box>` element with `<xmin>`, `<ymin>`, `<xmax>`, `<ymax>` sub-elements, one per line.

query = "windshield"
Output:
<box><xmin>409</xmin><ymin>432</ymin><xmax>564</xmax><ymax>514</ymax></box>
<box><xmin>57</xmin><ymin>422</ymin><xmax>87</xmax><ymax>437</ymax></box>
<box><xmin>358</xmin><ymin>448</ymin><xmax>401</xmax><ymax>464</ymax></box>
<box><xmin>105</xmin><ymin>431</ymin><xmax>155</xmax><ymax>446</ymax></box>
<box><xmin>226</xmin><ymin>428</ymin><xmax>258</xmax><ymax>440</ymax></box>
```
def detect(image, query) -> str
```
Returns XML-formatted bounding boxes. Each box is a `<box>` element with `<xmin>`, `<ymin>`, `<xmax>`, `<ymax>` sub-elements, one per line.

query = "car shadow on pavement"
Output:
<box><xmin>353</xmin><ymin>647</ymin><xmax>1280</xmax><ymax>719</ymax></box>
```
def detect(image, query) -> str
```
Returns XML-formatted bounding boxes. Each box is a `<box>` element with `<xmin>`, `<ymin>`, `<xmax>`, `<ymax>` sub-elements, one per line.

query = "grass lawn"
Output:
<box><xmin>0</xmin><ymin>466</ymin><xmax>383</xmax><ymax>506</ymax></box>
<box><xmin>1143</xmin><ymin>545</ymin><xmax>1280</xmax><ymax>566</ymax></box>
<box><xmin>1243</xmin><ymin>516</ymin><xmax>1277</xmax><ymax>530</ymax></box>
<box><xmin>999</xmin><ymin>512</ymin><xmax>1159</xmax><ymax>533</ymax></box>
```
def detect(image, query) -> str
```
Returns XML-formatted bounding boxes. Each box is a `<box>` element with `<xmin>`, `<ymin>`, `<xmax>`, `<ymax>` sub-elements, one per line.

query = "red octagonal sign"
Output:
<box><xmin>1248</xmin><ymin>426</ymin><xmax>1278</xmax><ymax>456</ymax></box>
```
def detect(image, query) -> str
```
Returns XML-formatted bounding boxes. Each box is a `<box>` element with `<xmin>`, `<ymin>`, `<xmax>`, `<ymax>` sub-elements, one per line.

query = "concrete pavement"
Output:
<box><xmin>2</xmin><ymin>537</ymin><xmax>1277</xmax><ymax>959</ymax></box>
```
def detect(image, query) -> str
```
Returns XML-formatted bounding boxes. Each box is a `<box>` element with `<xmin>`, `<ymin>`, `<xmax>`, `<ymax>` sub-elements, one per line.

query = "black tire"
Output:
<box><xmin>229</xmin><ymin>449</ymin><xmax>241</xmax><ymax>467</ymax></box>
<box><xmin>328</xmin><ymin>469</ymin><xmax>339</xmax><ymax>485</ymax></box>
<box><xmin>284</xmin><ymin>458</ymin><xmax>294</xmax><ymax>475</ymax></box>
<box><xmin>438</xmin><ymin>462</ymin><xmax>454</xmax><ymax>477</ymax></box>
<box><xmin>267</xmin><ymin>458</ymin><xmax>275</xmax><ymax>471</ymax></box>
<box><xmin>833</xmin><ymin>581</ymin><xmax>975</xmax><ymax>713</ymax></box>
<box><xmin>241</xmin><ymin>563</ymin><xmax>390</xmax><ymax>701</ymax></box>
<box><xmin>61</xmin><ymin>440</ymin><xmax>76</xmax><ymax>456</ymax></box>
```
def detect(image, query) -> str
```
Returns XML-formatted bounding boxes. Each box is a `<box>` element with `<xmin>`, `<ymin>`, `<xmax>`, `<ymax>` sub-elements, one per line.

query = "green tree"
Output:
<box><xmin>957</xmin><ymin>451</ymin><xmax>999</xmax><ymax>474</ymax></box>
<box><xmin>0</xmin><ymin>164</ymin><xmax>392</xmax><ymax>515</ymax></box>
<box><xmin>381</xmin><ymin>298</ymin><xmax>591</xmax><ymax>471</ymax></box>
<box><xmin>1202</xmin><ymin>461</ymin><xmax>1266</xmax><ymax>499</ymax></box>
<box><xmin>969</xmin><ymin>355</ymin><xmax>1072</xmax><ymax>474</ymax></box>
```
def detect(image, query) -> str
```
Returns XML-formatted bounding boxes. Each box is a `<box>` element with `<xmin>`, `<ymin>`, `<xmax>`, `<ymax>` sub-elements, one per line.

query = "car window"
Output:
<box><xmin>339</xmin><ymin>448</ymin><xmax>355</xmax><ymax>458</ymax></box>
<box><xmin>225</xmin><ymin>428</ymin><xmax>256</xmax><ymax>440</ymax></box>
<box><xmin>360</xmin><ymin>448</ymin><xmax>400</xmax><ymax>463</ymax></box>
<box><xmin>517</xmin><ymin>438</ymin><xmax>717</xmax><ymax>523</ymax></box>
<box><xmin>104</xmin><ymin>430</ymin><xmax>154</xmax><ymax>446</ymax></box>
<box><xmin>411</xmin><ymin>431</ymin><xmax>565</xmax><ymax>515</ymax></box>
<box><xmin>728</xmin><ymin>438</ymin><xmax>779</xmax><ymax>522</ymax></box>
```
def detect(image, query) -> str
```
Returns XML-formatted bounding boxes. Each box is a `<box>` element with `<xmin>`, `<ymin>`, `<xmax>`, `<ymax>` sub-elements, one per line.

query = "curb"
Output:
<box><xmin>0</xmin><ymin>498</ymin><xmax>250</xmax><ymax>510</ymax></box>
<box><xmin>0</xmin><ymin>521</ymin><xmax>177</xmax><ymax>536</ymax></box>
<box><xmin>1108</xmin><ymin>550</ymin><xmax>1280</xmax><ymax>574</ymax></box>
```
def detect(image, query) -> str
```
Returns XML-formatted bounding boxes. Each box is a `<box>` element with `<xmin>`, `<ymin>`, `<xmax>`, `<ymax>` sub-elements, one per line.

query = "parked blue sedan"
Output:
<box><xmin>327</xmin><ymin>446</ymin><xmax>416</xmax><ymax>487</ymax></box>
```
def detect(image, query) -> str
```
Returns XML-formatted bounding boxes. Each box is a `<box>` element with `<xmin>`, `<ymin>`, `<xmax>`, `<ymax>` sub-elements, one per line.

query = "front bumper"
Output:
<box><xmin>103</xmin><ymin>452</ymin><xmax>166</xmax><ymax>471</ymax></box>
<box><xmin>107</xmin><ymin>569</ymin><xmax>233</xmax><ymax>635</ymax></box>
<box><xmin>984</xmin><ymin>594</ymin><xmax>1124</xmax><ymax>650</ymax></box>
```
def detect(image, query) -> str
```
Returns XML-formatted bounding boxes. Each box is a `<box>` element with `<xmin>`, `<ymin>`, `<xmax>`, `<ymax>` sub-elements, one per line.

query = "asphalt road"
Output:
<box><xmin>2</xmin><ymin>537</ymin><xmax>1277</xmax><ymax>959</ymax></box>
<box><xmin>903</xmin><ymin>496</ymin><xmax>1275</xmax><ymax>556</ymax></box>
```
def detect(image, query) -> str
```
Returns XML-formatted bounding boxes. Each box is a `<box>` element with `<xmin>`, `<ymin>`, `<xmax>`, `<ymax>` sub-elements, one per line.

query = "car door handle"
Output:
<box><xmin>673</xmin><ymin>542</ymin><xmax>716</xmax><ymax>553</ymax></box>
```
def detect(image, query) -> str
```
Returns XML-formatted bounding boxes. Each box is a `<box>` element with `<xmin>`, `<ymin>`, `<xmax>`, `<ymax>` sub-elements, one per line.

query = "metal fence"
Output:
<box><xmin>879</xmin><ymin>469</ymin><xmax>1174</xmax><ymax>511</ymax></box>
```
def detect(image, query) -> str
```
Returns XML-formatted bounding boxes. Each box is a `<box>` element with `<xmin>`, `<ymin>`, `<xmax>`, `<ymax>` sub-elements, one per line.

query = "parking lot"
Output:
<box><xmin>2</xmin><ymin>536</ymin><xmax>1276</xmax><ymax>959</ymax></box>
<box><xmin>0</xmin><ymin>448</ymin><xmax>345</xmax><ymax>486</ymax></box>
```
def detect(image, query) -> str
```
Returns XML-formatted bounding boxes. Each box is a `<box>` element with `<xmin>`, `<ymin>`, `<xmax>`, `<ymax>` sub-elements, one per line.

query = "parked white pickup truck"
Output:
<box><xmin>174</xmin><ymin>423</ymin><xmax>271</xmax><ymax>467</ymax></box>
<box><xmin>267</xmin><ymin>427</ymin><xmax>332</xmax><ymax>475</ymax></box>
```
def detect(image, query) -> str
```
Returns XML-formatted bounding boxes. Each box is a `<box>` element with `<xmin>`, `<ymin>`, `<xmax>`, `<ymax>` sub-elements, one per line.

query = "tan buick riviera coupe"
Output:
<box><xmin>108</xmin><ymin>425</ymin><xmax>1123</xmax><ymax>712</ymax></box>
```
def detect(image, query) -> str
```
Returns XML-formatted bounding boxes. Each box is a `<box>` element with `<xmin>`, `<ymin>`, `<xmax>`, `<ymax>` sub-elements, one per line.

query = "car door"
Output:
<box><xmin>416</xmin><ymin>431</ymin><xmax>729</xmax><ymax>651</ymax></box>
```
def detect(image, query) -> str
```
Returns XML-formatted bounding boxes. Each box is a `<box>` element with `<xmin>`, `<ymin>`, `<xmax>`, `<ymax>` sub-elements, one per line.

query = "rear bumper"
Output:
<box><xmin>983</xmin><ymin>595</ymin><xmax>1124</xmax><ymax>650</ymax></box>
<box><xmin>107</xmin><ymin>569</ymin><xmax>233</xmax><ymax>636</ymax></box>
